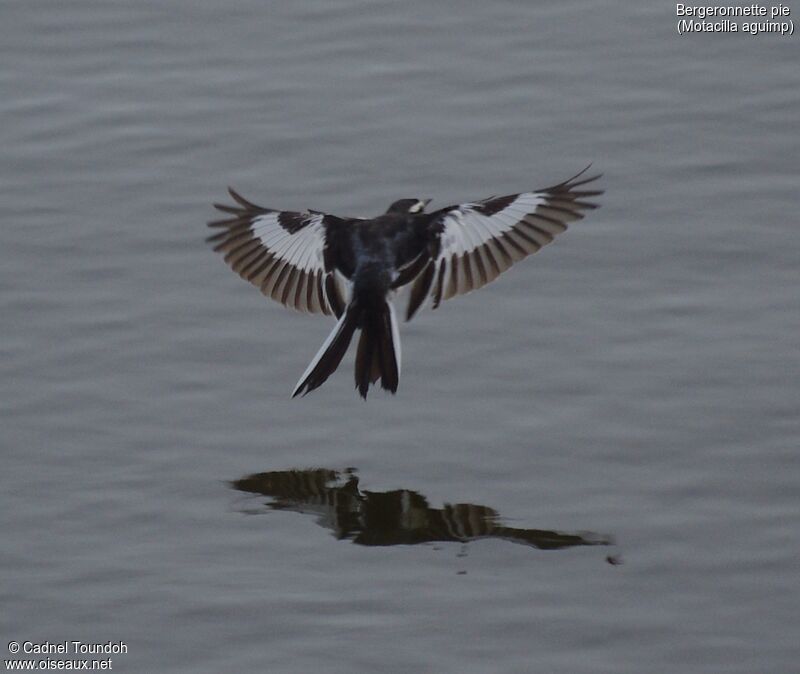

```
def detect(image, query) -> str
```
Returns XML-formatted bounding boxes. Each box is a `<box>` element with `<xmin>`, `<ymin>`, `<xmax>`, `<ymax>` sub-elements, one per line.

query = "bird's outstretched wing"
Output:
<box><xmin>207</xmin><ymin>188</ymin><xmax>348</xmax><ymax>316</ymax></box>
<box><xmin>405</xmin><ymin>167</ymin><xmax>603</xmax><ymax>320</ymax></box>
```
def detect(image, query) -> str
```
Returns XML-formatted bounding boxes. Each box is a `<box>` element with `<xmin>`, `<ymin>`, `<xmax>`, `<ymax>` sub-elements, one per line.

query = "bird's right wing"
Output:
<box><xmin>207</xmin><ymin>188</ymin><xmax>350</xmax><ymax>316</ymax></box>
<box><xmin>405</xmin><ymin>168</ymin><xmax>603</xmax><ymax>320</ymax></box>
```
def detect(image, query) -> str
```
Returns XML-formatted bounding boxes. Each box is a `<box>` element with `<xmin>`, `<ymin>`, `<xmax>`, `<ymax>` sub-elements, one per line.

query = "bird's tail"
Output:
<box><xmin>291</xmin><ymin>298</ymin><xmax>401</xmax><ymax>399</ymax></box>
<box><xmin>354</xmin><ymin>299</ymin><xmax>401</xmax><ymax>399</ymax></box>
<box><xmin>292</xmin><ymin>303</ymin><xmax>360</xmax><ymax>398</ymax></box>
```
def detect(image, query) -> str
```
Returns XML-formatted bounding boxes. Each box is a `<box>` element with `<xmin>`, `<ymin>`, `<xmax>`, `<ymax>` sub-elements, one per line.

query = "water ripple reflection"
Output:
<box><xmin>232</xmin><ymin>468</ymin><xmax>615</xmax><ymax>556</ymax></box>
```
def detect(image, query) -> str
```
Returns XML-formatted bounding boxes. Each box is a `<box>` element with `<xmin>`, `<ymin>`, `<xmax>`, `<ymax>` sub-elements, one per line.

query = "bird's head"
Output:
<box><xmin>386</xmin><ymin>198</ymin><xmax>432</xmax><ymax>215</ymax></box>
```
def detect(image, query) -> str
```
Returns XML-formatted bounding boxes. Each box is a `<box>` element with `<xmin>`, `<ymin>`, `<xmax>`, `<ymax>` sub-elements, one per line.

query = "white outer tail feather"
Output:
<box><xmin>388</xmin><ymin>300</ymin><xmax>401</xmax><ymax>375</ymax></box>
<box><xmin>291</xmin><ymin>299</ymin><xmax>401</xmax><ymax>397</ymax></box>
<box><xmin>291</xmin><ymin>309</ymin><xmax>349</xmax><ymax>397</ymax></box>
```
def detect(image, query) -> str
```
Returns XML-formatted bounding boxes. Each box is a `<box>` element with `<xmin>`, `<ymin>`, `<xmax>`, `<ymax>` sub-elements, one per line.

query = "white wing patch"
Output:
<box><xmin>207</xmin><ymin>190</ymin><xmax>346</xmax><ymax>315</ymax></box>
<box><xmin>252</xmin><ymin>213</ymin><xmax>326</xmax><ymax>273</ymax></box>
<box><xmin>439</xmin><ymin>193</ymin><xmax>544</xmax><ymax>257</ymax></box>
<box><xmin>432</xmin><ymin>192</ymin><xmax>570</xmax><ymax>301</ymax></box>
<box><xmin>405</xmin><ymin>170</ymin><xmax>602</xmax><ymax>319</ymax></box>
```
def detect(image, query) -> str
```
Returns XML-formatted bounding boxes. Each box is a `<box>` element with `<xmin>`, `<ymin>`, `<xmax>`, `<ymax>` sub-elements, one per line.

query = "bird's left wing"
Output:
<box><xmin>405</xmin><ymin>168</ymin><xmax>603</xmax><ymax>320</ymax></box>
<box><xmin>207</xmin><ymin>188</ymin><xmax>349</xmax><ymax>316</ymax></box>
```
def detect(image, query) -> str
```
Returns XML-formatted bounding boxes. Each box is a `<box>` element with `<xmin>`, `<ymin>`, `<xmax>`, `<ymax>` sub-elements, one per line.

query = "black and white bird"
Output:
<box><xmin>207</xmin><ymin>167</ymin><xmax>602</xmax><ymax>398</ymax></box>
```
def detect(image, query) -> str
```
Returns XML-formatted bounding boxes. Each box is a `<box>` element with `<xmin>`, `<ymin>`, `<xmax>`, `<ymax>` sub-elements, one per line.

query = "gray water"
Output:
<box><xmin>2</xmin><ymin>1</ymin><xmax>798</xmax><ymax>672</ymax></box>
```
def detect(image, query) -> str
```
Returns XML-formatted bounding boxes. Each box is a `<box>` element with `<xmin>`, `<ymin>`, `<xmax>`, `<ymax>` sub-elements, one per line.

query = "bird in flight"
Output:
<box><xmin>207</xmin><ymin>167</ymin><xmax>602</xmax><ymax>398</ymax></box>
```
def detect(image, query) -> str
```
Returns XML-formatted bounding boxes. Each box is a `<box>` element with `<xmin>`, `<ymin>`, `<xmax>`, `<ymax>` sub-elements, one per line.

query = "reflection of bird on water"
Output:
<box><xmin>231</xmin><ymin>468</ymin><xmax>612</xmax><ymax>552</ymax></box>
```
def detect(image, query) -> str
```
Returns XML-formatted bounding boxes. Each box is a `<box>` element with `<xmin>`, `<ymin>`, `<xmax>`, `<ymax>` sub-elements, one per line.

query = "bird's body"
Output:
<box><xmin>207</xmin><ymin>168</ymin><xmax>602</xmax><ymax>398</ymax></box>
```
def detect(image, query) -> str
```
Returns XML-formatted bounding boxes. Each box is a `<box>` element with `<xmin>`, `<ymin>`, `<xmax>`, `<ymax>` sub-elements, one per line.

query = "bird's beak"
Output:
<box><xmin>422</xmin><ymin>198</ymin><xmax>432</xmax><ymax>208</ymax></box>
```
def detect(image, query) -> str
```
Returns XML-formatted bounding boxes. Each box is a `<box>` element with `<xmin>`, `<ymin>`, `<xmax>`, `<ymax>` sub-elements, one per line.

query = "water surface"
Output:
<box><xmin>2</xmin><ymin>1</ymin><xmax>798</xmax><ymax>672</ymax></box>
